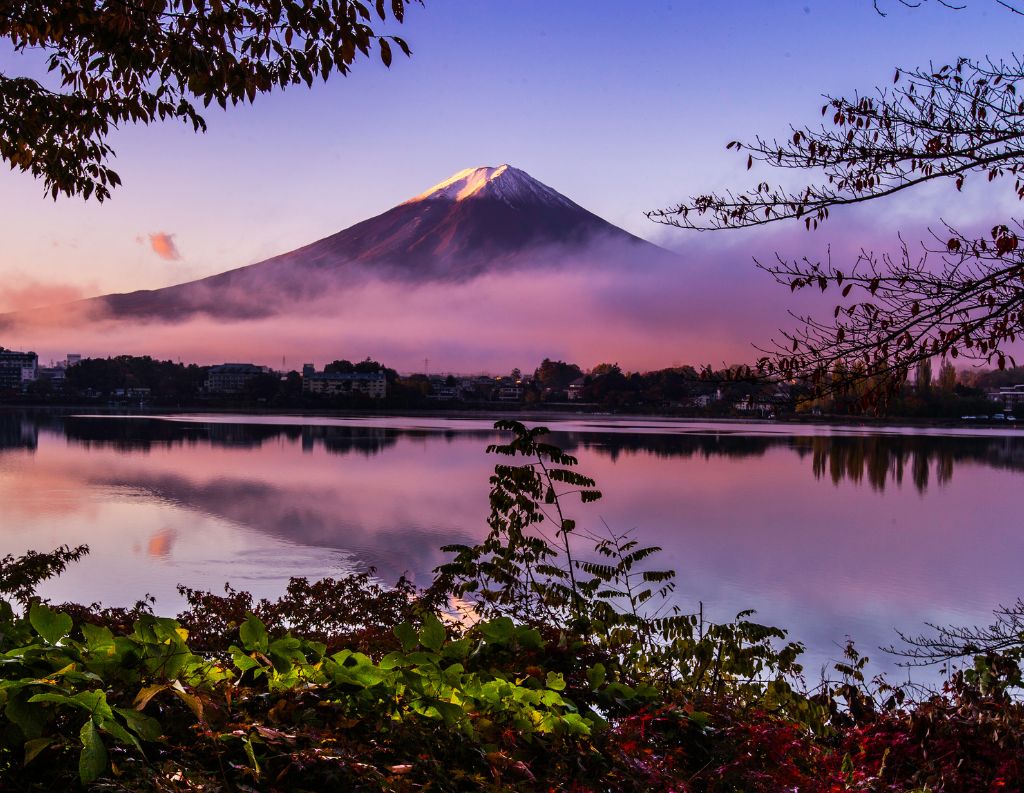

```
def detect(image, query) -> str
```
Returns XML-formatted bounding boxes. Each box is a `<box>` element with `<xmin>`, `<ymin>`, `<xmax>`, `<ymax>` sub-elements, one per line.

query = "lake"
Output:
<box><xmin>2</xmin><ymin>408</ymin><xmax>1022</xmax><ymax>678</ymax></box>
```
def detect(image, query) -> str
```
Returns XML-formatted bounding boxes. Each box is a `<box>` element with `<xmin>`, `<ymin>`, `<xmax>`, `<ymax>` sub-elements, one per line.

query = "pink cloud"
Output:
<box><xmin>0</xmin><ymin>278</ymin><xmax>96</xmax><ymax>313</ymax></box>
<box><xmin>148</xmin><ymin>232</ymin><xmax>181</xmax><ymax>261</ymax></box>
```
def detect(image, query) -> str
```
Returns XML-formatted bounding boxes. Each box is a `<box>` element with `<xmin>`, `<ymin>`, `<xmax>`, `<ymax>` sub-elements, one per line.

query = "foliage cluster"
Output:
<box><xmin>647</xmin><ymin>3</ymin><xmax>1024</xmax><ymax>409</ymax></box>
<box><xmin>3</xmin><ymin>421</ymin><xmax>1024</xmax><ymax>790</ymax></box>
<box><xmin>63</xmin><ymin>356</ymin><xmax>209</xmax><ymax>402</ymax></box>
<box><xmin>2</xmin><ymin>0</ymin><xmax>418</xmax><ymax>200</ymax></box>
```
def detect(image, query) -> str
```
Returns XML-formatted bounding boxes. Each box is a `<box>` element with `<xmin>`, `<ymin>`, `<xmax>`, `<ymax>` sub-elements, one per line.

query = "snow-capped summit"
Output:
<box><xmin>405</xmin><ymin>164</ymin><xmax>579</xmax><ymax>210</ymax></box>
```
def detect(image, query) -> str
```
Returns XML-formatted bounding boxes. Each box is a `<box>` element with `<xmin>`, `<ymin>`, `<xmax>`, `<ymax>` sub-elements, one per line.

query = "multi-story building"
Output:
<box><xmin>205</xmin><ymin>363</ymin><xmax>269</xmax><ymax>394</ymax></box>
<box><xmin>303</xmin><ymin>369</ymin><xmax>387</xmax><ymax>399</ymax></box>
<box><xmin>0</xmin><ymin>348</ymin><xmax>38</xmax><ymax>391</ymax></box>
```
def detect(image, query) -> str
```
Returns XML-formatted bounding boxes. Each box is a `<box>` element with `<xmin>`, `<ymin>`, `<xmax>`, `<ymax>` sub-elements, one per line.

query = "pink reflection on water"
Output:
<box><xmin>1</xmin><ymin>414</ymin><xmax>1022</xmax><ymax>674</ymax></box>
<box><xmin>146</xmin><ymin>528</ymin><xmax>177</xmax><ymax>558</ymax></box>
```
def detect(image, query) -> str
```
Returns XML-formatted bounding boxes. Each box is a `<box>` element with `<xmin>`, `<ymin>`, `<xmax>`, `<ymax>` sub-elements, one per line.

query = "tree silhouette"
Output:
<box><xmin>650</xmin><ymin>4</ymin><xmax>1024</xmax><ymax>404</ymax></box>
<box><xmin>1</xmin><ymin>0</ymin><xmax>418</xmax><ymax>201</ymax></box>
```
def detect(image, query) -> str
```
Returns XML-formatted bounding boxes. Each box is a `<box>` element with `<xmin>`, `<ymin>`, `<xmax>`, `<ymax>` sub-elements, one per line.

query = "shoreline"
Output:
<box><xmin>3</xmin><ymin>402</ymin><xmax>1022</xmax><ymax>433</ymax></box>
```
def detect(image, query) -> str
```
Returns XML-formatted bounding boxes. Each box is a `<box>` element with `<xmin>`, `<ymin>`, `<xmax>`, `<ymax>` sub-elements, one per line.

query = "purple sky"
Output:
<box><xmin>2</xmin><ymin>1</ymin><xmax>1024</xmax><ymax>370</ymax></box>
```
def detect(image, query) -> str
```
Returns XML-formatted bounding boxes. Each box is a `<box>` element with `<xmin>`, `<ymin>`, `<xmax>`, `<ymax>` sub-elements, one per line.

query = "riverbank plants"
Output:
<box><xmin>1</xmin><ymin>420</ymin><xmax>1023</xmax><ymax>790</ymax></box>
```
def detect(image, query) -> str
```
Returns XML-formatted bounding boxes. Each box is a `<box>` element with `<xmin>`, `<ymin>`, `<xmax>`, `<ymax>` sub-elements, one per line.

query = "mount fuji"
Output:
<box><xmin>10</xmin><ymin>165</ymin><xmax>675</xmax><ymax>325</ymax></box>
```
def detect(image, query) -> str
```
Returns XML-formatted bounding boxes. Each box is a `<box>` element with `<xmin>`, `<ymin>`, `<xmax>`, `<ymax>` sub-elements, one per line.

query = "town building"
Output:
<box><xmin>0</xmin><ymin>348</ymin><xmax>38</xmax><ymax>391</ymax></box>
<box><xmin>497</xmin><ymin>384</ymin><xmax>524</xmax><ymax>402</ymax></box>
<box><xmin>691</xmin><ymin>388</ymin><xmax>723</xmax><ymax>408</ymax></box>
<box><xmin>36</xmin><ymin>366</ymin><xmax>66</xmax><ymax>388</ymax></box>
<box><xmin>987</xmin><ymin>384</ymin><xmax>1024</xmax><ymax>410</ymax></box>
<box><xmin>303</xmin><ymin>369</ymin><xmax>387</xmax><ymax>399</ymax></box>
<box><xmin>205</xmin><ymin>363</ymin><xmax>270</xmax><ymax>394</ymax></box>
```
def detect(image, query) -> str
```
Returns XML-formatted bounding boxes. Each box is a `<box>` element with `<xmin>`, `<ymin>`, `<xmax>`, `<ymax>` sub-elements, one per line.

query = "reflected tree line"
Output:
<box><xmin>561</xmin><ymin>431</ymin><xmax>1024</xmax><ymax>493</ymax></box>
<box><xmin>1</xmin><ymin>411</ymin><xmax>1023</xmax><ymax>493</ymax></box>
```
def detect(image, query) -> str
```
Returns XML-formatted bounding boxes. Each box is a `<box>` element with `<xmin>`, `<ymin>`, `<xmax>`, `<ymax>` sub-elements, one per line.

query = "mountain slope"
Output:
<box><xmin>11</xmin><ymin>165</ymin><xmax>670</xmax><ymax>324</ymax></box>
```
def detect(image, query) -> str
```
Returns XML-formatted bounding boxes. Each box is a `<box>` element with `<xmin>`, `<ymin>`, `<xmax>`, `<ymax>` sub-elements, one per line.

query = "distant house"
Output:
<box><xmin>497</xmin><ymin>384</ymin><xmax>524</xmax><ymax>402</ymax></box>
<box><xmin>733</xmin><ymin>395</ymin><xmax>775</xmax><ymax>414</ymax></box>
<box><xmin>0</xmin><ymin>348</ymin><xmax>38</xmax><ymax>391</ymax></box>
<box><xmin>206</xmin><ymin>363</ymin><xmax>269</xmax><ymax>394</ymax></box>
<box><xmin>987</xmin><ymin>384</ymin><xmax>1024</xmax><ymax>410</ymax></box>
<box><xmin>113</xmin><ymin>387</ymin><xmax>151</xmax><ymax>399</ymax></box>
<box><xmin>303</xmin><ymin>369</ymin><xmax>387</xmax><ymax>399</ymax></box>
<box><xmin>567</xmin><ymin>377</ymin><xmax>586</xmax><ymax>401</ymax></box>
<box><xmin>691</xmin><ymin>388</ymin><xmax>722</xmax><ymax>408</ymax></box>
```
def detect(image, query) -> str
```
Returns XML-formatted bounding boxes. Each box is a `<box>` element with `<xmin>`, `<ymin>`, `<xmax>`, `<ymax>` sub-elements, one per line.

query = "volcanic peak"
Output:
<box><xmin>403</xmin><ymin>164</ymin><xmax>578</xmax><ymax>210</ymax></box>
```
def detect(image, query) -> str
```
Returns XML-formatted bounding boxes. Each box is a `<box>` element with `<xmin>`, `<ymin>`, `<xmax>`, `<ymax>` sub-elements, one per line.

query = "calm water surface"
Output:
<box><xmin>2</xmin><ymin>409</ymin><xmax>1022</xmax><ymax>676</ymax></box>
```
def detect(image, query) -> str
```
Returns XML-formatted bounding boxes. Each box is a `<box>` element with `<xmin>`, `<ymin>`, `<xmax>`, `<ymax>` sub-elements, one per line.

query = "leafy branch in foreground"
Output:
<box><xmin>1</xmin><ymin>0</ymin><xmax>419</xmax><ymax>201</ymax></box>
<box><xmin>0</xmin><ymin>544</ymin><xmax>88</xmax><ymax>607</ymax></box>
<box><xmin>750</xmin><ymin>222</ymin><xmax>1024</xmax><ymax>408</ymax></box>
<box><xmin>648</xmin><ymin>34</ymin><xmax>1024</xmax><ymax>406</ymax></box>
<box><xmin>432</xmin><ymin>420</ymin><xmax>806</xmax><ymax>703</ymax></box>
<box><xmin>649</xmin><ymin>54</ymin><xmax>1024</xmax><ymax>234</ymax></box>
<box><xmin>888</xmin><ymin>597</ymin><xmax>1024</xmax><ymax>697</ymax></box>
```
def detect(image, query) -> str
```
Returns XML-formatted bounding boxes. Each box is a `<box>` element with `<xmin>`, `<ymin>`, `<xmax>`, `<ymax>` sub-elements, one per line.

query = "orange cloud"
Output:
<box><xmin>148</xmin><ymin>232</ymin><xmax>181</xmax><ymax>261</ymax></box>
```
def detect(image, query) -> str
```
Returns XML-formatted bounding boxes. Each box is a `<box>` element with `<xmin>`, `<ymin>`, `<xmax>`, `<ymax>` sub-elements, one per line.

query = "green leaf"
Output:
<box><xmin>242</xmin><ymin>736</ymin><xmax>261</xmax><ymax>776</ymax></box>
<box><xmin>29</xmin><ymin>602</ymin><xmax>72</xmax><ymax>645</ymax></box>
<box><xmin>23</xmin><ymin>736</ymin><xmax>53</xmax><ymax>766</ymax></box>
<box><xmin>437</xmin><ymin>699</ymin><xmax>467</xmax><ymax>725</ymax></box>
<box><xmin>239</xmin><ymin>613</ymin><xmax>268</xmax><ymax>653</ymax></box>
<box><xmin>268</xmin><ymin>636</ymin><xmax>305</xmax><ymax>673</ymax></box>
<box><xmin>478</xmin><ymin>617</ymin><xmax>515</xmax><ymax>645</ymax></box>
<box><xmin>6</xmin><ymin>696</ymin><xmax>46</xmax><ymax>740</ymax></box>
<box><xmin>81</xmin><ymin>623</ymin><xmax>115</xmax><ymax>655</ymax></box>
<box><xmin>79</xmin><ymin>719</ymin><xmax>107</xmax><ymax>785</ymax></box>
<box><xmin>132</xmin><ymin>684</ymin><xmax>167</xmax><ymax>711</ymax></box>
<box><xmin>28</xmin><ymin>693</ymin><xmax>75</xmax><ymax>707</ymax></box>
<box><xmin>586</xmin><ymin>662</ymin><xmax>606</xmax><ymax>689</ymax></box>
<box><xmin>115</xmin><ymin>707</ymin><xmax>163</xmax><ymax>742</ymax></box>
<box><xmin>394</xmin><ymin>622</ymin><xmax>418</xmax><ymax>652</ymax></box>
<box><xmin>442</xmin><ymin>637</ymin><xmax>472</xmax><ymax>660</ymax></box>
<box><xmin>72</xmin><ymin>690</ymin><xmax>114</xmax><ymax>722</ymax></box>
<box><xmin>545</xmin><ymin>671</ymin><xmax>566</xmax><ymax>691</ymax></box>
<box><xmin>514</xmin><ymin>627</ymin><xmax>544</xmax><ymax>649</ymax></box>
<box><xmin>418</xmin><ymin>613</ymin><xmax>446</xmax><ymax>652</ymax></box>
<box><xmin>97</xmin><ymin>714</ymin><xmax>142</xmax><ymax>753</ymax></box>
<box><xmin>81</xmin><ymin>621</ymin><xmax>113</xmax><ymax>646</ymax></box>
<box><xmin>561</xmin><ymin>712</ymin><xmax>592</xmax><ymax>736</ymax></box>
<box><xmin>230</xmin><ymin>647</ymin><xmax>261</xmax><ymax>673</ymax></box>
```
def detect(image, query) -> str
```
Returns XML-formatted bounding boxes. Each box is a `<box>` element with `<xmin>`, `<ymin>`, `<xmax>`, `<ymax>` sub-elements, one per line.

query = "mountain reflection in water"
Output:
<box><xmin>2</xmin><ymin>409</ymin><xmax>1023</xmax><ymax>675</ymax></box>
